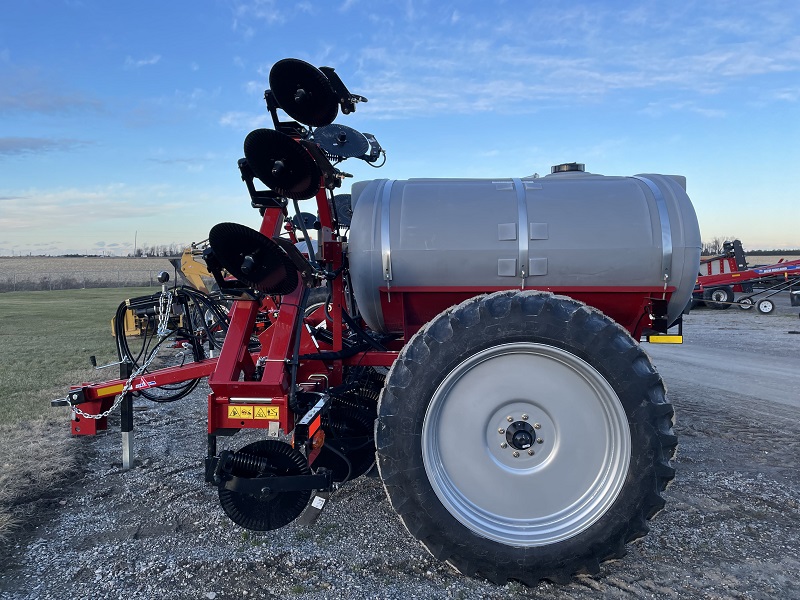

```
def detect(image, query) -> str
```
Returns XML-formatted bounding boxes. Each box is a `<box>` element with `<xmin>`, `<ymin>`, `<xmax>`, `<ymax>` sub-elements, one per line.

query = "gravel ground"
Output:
<box><xmin>1</xmin><ymin>293</ymin><xmax>798</xmax><ymax>600</ymax></box>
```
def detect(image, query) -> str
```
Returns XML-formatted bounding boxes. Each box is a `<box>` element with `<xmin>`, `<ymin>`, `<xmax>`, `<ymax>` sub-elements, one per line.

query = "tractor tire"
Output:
<box><xmin>375</xmin><ymin>290</ymin><xmax>676</xmax><ymax>585</ymax></box>
<box><xmin>703</xmin><ymin>286</ymin><xmax>734</xmax><ymax>309</ymax></box>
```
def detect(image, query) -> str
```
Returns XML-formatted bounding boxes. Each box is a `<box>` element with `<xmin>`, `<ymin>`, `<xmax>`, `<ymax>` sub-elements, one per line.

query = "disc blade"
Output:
<box><xmin>243</xmin><ymin>128</ymin><xmax>321</xmax><ymax>200</ymax></box>
<box><xmin>269</xmin><ymin>58</ymin><xmax>338</xmax><ymax>127</ymax></box>
<box><xmin>208</xmin><ymin>222</ymin><xmax>299</xmax><ymax>295</ymax></box>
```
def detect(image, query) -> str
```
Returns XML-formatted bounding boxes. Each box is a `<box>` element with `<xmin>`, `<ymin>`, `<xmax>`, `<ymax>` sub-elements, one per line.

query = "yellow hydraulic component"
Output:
<box><xmin>110</xmin><ymin>309</ymin><xmax>150</xmax><ymax>338</ymax></box>
<box><xmin>174</xmin><ymin>245</ymin><xmax>215</xmax><ymax>294</ymax></box>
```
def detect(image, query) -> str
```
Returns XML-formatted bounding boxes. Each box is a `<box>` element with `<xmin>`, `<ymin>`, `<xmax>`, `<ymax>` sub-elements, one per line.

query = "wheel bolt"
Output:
<box><xmin>500</xmin><ymin>442</ymin><xmax>507</xmax><ymax>449</ymax></box>
<box><xmin>507</xmin><ymin>416</ymin><xmax>513</xmax><ymax>422</ymax></box>
<box><xmin>534</xmin><ymin>423</ymin><xmax>541</xmax><ymax>429</ymax></box>
<box><xmin>498</xmin><ymin>428</ymin><xmax>505</xmax><ymax>434</ymax></box>
<box><xmin>521</xmin><ymin>414</ymin><xmax>528</xmax><ymax>420</ymax></box>
<box><xmin>537</xmin><ymin>438</ymin><xmax>544</xmax><ymax>444</ymax></box>
<box><xmin>527</xmin><ymin>449</ymin><xmax>534</xmax><ymax>456</ymax></box>
<box><xmin>512</xmin><ymin>451</ymin><xmax>520</xmax><ymax>458</ymax></box>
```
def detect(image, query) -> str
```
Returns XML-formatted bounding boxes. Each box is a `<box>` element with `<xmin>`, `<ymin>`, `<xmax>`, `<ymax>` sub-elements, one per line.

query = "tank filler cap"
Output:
<box><xmin>550</xmin><ymin>162</ymin><xmax>585</xmax><ymax>174</ymax></box>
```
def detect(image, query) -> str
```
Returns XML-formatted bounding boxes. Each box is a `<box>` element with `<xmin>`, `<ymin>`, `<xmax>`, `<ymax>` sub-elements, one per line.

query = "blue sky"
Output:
<box><xmin>1</xmin><ymin>0</ymin><xmax>798</xmax><ymax>256</ymax></box>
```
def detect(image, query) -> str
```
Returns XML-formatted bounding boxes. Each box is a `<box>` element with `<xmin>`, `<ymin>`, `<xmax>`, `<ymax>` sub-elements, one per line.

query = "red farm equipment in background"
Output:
<box><xmin>692</xmin><ymin>239</ymin><xmax>800</xmax><ymax>313</ymax></box>
<box><xmin>54</xmin><ymin>58</ymin><xmax>702</xmax><ymax>585</ymax></box>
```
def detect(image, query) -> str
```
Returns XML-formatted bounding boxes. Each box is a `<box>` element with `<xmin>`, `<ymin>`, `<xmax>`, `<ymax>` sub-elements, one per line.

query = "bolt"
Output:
<box><xmin>522</xmin><ymin>414</ymin><xmax>528</xmax><ymax>420</ymax></box>
<box><xmin>507</xmin><ymin>416</ymin><xmax>513</xmax><ymax>422</ymax></box>
<box><xmin>527</xmin><ymin>449</ymin><xmax>534</xmax><ymax>456</ymax></box>
<box><xmin>500</xmin><ymin>442</ymin><xmax>508</xmax><ymax>449</ymax></box>
<box><xmin>498</xmin><ymin>428</ymin><xmax>505</xmax><ymax>434</ymax></box>
<box><xmin>534</xmin><ymin>423</ymin><xmax>541</xmax><ymax>429</ymax></box>
<box><xmin>537</xmin><ymin>438</ymin><xmax>544</xmax><ymax>444</ymax></box>
<box><xmin>512</xmin><ymin>451</ymin><xmax>520</xmax><ymax>458</ymax></box>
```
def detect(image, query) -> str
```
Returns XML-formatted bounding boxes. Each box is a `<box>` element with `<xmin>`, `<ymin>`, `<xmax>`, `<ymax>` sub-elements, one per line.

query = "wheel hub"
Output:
<box><xmin>507</xmin><ymin>421</ymin><xmax>535</xmax><ymax>450</ymax></box>
<box><xmin>488</xmin><ymin>406</ymin><xmax>553</xmax><ymax>467</ymax></box>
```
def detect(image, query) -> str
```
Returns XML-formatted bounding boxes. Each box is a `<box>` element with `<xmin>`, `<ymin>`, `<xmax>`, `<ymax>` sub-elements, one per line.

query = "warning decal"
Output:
<box><xmin>227</xmin><ymin>405</ymin><xmax>254</xmax><ymax>419</ymax></box>
<box><xmin>227</xmin><ymin>405</ymin><xmax>279</xmax><ymax>420</ymax></box>
<box><xmin>255</xmin><ymin>406</ymin><xmax>280</xmax><ymax>420</ymax></box>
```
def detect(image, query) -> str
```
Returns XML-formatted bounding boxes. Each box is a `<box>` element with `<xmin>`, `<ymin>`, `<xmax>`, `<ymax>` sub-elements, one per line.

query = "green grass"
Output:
<box><xmin>0</xmin><ymin>287</ymin><xmax>156</xmax><ymax>545</ymax></box>
<box><xmin>0</xmin><ymin>287</ymin><xmax>153</xmax><ymax>425</ymax></box>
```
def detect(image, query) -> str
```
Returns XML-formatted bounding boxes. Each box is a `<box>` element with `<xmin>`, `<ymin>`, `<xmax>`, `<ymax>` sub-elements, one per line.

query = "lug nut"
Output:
<box><xmin>522</xmin><ymin>414</ymin><xmax>528</xmax><ymax>420</ymax></box>
<box><xmin>498</xmin><ymin>428</ymin><xmax>505</xmax><ymax>434</ymax></box>
<box><xmin>500</xmin><ymin>442</ymin><xmax>507</xmax><ymax>449</ymax></box>
<box><xmin>534</xmin><ymin>423</ymin><xmax>541</xmax><ymax>429</ymax></box>
<box><xmin>537</xmin><ymin>438</ymin><xmax>544</xmax><ymax>444</ymax></box>
<box><xmin>527</xmin><ymin>449</ymin><xmax>534</xmax><ymax>456</ymax></box>
<box><xmin>507</xmin><ymin>416</ymin><xmax>513</xmax><ymax>422</ymax></box>
<box><xmin>512</xmin><ymin>451</ymin><xmax>520</xmax><ymax>458</ymax></box>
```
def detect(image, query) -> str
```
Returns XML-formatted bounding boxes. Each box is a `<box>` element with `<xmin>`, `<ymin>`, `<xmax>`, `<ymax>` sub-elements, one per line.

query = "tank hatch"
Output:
<box><xmin>551</xmin><ymin>162</ymin><xmax>585</xmax><ymax>174</ymax></box>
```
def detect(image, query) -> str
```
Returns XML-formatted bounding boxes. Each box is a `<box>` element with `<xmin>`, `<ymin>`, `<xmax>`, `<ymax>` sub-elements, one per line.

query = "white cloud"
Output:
<box><xmin>124</xmin><ymin>54</ymin><xmax>162</xmax><ymax>69</ymax></box>
<box><xmin>343</xmin><ymin>1</ymin><xmax>800</xmax><ymax>118</ymax></box>
<box><xmin>0</xmin><ymin>137</ymin><xmax>89</xmax><ymax>156</ymax></box>
<box><xmin>639</xmin><ymin>100</ymin><xmax>727</xmax><ymax>119</ymax></box>
<box><xmin>219</xmin><ymin>111</ymin><xmax>270</xmax><ymax>130</ymax></box>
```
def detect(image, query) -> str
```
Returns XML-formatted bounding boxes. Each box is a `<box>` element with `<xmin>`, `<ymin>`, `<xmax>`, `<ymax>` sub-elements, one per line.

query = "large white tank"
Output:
<box><xmin>347</xmin><ymin>167</ymin><xmax>701</xmax><ymax>333</ymax></box>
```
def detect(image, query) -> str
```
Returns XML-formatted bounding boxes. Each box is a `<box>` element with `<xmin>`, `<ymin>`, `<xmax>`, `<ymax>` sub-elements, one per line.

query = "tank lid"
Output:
<box><xmin>551</xmin><ymin>162</ymin><xmax>585</xmax><ymax>174</ymax></box>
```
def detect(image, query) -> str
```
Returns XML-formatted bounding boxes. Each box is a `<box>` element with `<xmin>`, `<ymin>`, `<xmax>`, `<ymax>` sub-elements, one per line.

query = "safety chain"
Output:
<box><xmin>69</xmin><ymin>290</ymin><xmax>174</xmax><ymax>420</ymax></box>
<box><xmin>157</xmin><ymin>290</ymin><xmax>173</xmax><ymax>337</ymax></box>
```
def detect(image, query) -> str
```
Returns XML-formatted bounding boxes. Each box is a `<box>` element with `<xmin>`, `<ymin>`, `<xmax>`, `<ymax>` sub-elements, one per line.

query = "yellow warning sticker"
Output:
<box><xmin>255</xmin><ymin>406</ymin><xmax>280</xmax><ymax>420</ymax></box>
<box><xmin>96</xmin><ymin>383</ymin><xmax>125</xmax><ymax>397</ymax></box>
<box><xmin>228</xmin><ymin>405</ymin><xmax>254</xmax><ymax>419</ymax></box>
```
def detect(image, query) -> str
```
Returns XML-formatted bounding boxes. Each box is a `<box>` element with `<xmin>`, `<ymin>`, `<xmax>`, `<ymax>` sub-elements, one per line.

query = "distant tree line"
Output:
<box><xmin>701</xmin><ymin>236</ymin><xmax>799</xmax><ymax>256</ymax></box>
<box><xmin>745</xmin><ymin>248</ymin><xmax>800</xmax><ymax>255</ymax></box>
<box><xmin>131</xmin><ymin>243</ymin><xmax>185</xmax><ymax>258</ymax></box>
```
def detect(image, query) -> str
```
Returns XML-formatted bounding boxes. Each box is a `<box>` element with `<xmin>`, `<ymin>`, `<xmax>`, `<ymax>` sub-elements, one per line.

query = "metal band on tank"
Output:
<box><xmin>632</xmin><ymin>176</ymin><xmax>672</xmax><ymax>282</ymax></box>
<box><xmin>380</xmin><ymin>179</ymin><xmax>394</xmax><ymax>282</ymax></box>
<box><xmin>512</xmin><ymin>178</ymin><xmax>529</xmax><ymax>286</ymax></box>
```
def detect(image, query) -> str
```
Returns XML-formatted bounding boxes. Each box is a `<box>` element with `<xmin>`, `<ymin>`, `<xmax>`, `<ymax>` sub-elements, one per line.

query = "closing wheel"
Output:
<box><xmin>738</xmin><ymin>297</ymin><xmax>754</xmax><ymax>310</ymax></box>
<box><xmin>757</xmin><ymin>298</ymin><xmax>775</xmax><ymax>314</ymax></box>
<box><xmin>376</xmin><ymin>291</ymin><xmax>676</xmax><ymax>585</ymax></box>
<box><xmin>218</xmin><ymin>440</ymin><xmax>311</xmax><ymax>531</ymax></box>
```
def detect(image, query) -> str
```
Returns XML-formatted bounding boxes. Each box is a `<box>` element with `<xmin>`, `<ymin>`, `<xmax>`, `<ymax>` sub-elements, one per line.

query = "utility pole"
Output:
<box><xmin>134</xmin><ymin>230</ymin><xmax>137</xmax><ymax>257</ymax></box>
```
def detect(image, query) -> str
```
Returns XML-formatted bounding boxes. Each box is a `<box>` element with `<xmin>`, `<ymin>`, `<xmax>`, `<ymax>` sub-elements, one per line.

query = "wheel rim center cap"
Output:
<box><xmin>506</xmin><ymin>421</ymin><xmax>535</xmax><ymax>450</ymax></box>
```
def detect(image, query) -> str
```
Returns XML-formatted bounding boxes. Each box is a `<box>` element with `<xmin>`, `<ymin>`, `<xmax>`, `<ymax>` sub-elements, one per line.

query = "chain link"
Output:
<box><xmin>69</xmin><ymin>290</ymin><xmax>174</xmax><ymax>420</ymax></box>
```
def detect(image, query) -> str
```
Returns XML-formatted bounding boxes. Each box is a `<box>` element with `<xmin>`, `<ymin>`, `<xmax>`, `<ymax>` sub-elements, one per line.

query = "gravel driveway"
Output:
<box><xmin>1</xmin><ymin>294</ymin><xmax>798</xmax><ymax>600</ymax></box>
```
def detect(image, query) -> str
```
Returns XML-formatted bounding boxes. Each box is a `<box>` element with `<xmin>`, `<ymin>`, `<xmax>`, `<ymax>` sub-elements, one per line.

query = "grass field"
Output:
<box><xmin>0</xmin><ymin>287</ymin><xmax>154</xmax><ymax>424</ymax></box>
<box><xmin>0</xmin><ymin>287</ymin><xmax>152</xmax><ymax>541</ymax></box>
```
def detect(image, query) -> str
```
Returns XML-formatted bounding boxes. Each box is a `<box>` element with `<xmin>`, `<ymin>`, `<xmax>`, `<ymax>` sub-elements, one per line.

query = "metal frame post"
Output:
<box><xmin>120</xmin><ymin>360</ymin><xmax>134</xmax><ymax>469</ymax></box>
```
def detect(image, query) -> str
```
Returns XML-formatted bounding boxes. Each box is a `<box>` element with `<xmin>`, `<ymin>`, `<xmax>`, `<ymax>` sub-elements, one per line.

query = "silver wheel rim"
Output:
<box><xmin>421</xmin><ymin>342</ymin><xmax>631</xmax><ymax>547</ymax></box>
<box><xmin>711</xmin><ymin>289</ymin><xmax>727</xmax><ymax>302</ymax></box>
<box><xmin>739</xmin><ymin>298</ymin><xmax>753</xmax><ymax>310</ymax></box>
<box><xmin>758</xmin><ymin>300</ymin><xmax>773</xmax><ymax>313</ymax></box>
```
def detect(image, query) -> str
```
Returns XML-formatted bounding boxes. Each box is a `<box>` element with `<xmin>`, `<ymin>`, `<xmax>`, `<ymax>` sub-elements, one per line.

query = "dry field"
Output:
<box><xmin>745</xmin><ymin>253</ymin><xmax>800</xmax><ymax>264</ymax></box>
<box><xmin>0</xmin><ymin>257</ymin><xmax>176</xmax><ymax>292</ymax></box>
